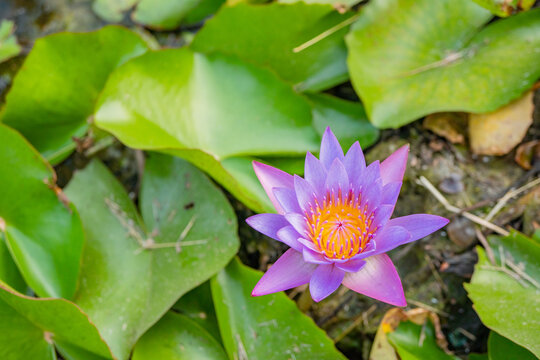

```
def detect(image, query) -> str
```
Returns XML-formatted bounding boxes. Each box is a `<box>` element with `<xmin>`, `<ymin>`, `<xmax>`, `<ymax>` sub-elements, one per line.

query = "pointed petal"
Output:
<box><xmin>253</xmin><ymin>161</ymin><xmax>294</xmax><ymax>214</ymax></box>
<box><xmin>252</xmin><ymin>249</ymin><xmax>317</xmax><ymax>296</ymax></box>
<box><xmin>371</xmin><ymin>205</ymin><xmax>394</xmax><ymax>230</ymax></box>
<box><xmin>320</xmin><ymin>127</ymin><xmax>344</xmax><ymax>170</ymax></box>
<box><xmin>372</xmin><ymin>225</ymin><xmax>411</xmax><ymax>255</ymax></box>
<box><xmin>336</xmin><ymin>259</ymin><xmax>366</xmax><ymax>273</ymax></box>
<box><xmin>294</xmin><ymin>175</ymin><xmax>317</xmax><ymax>213</ymax></box>
<box><xmin>325</xmin><ymin>159</ymin><xmax>349</xmax><ymax>195</ymax></box>
<box><xmin>298</xmin><ymin>237</ymin><xmax>319</xmax><ymax>251</ymax></box>
<box><xmin>361</xmin><ymin>177</ymin><xmax>382</xmax><ymax>212</ymax></box>
<box><xmin>304</xmin><ymin>152</ymin><xmax>327</xmax><ymax>198</ymax></box>
<box><xmin>309</xmin><ymin>264</ymin><xmax>345</xmax><ymax>302</ymax></box>
<box><xmin>284</xmin><ymin>213</ymin><xmax>308</xmax><ymax>237</ymax></box>
<box><xmin>381</xmin><ymin>182</ymin><xmax>402</xmax><ymax>207</ymax></box>
<box><xmin>273</xmin><ymin>187</ymin><xmax>302</xmax><ymax>214</ymax></box>
<box><xmin>387</xmin><ymin>214</ymin><xmax>449</xmax><ymax>242</ymax></box>
<box><xmin>380</xmin><ymin>145</ymin><xmax>409</xmax><ymax>186</ymax></box>
<box><xmin>342</xmin><ymin>254</ymin><xmax>406</xmax><ymax>306</ymax></box>
<box><xmin>303</xmin><ymin>247</ymin><xmax>331</xmax><ymax>265</ymax></box>
<box><xmin>276</xmin><ymin>226</ymin><xmax>303</xmax><ymax>252</ymax></box>
<box><xmin>246</xmin><ymin>214</ymin><xmax>288</xmax><ymax>241</ymax></box>
<box><xmin>359</xmin><ymin>160</ymin><xmax>381</xmax><ymax>191</ymax></box>
<box><xmin>344</xmin><ymin>141</ymin><xmax>366</xmax><ymax>189</ymax></box>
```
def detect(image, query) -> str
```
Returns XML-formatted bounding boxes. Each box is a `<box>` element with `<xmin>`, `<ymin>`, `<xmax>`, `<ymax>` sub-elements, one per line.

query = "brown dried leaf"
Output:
<box><xmin>369</xmin><ymin>307</ymin><xmax>449</xmax><ymax>360</ymax></box>
<box><xmin>469</xmin><ymin>91</ymin><xmax>534</xmax><ymax>155</ymax></box>
<box><xmin>423</xmin><ymin>112</ymin><xmax>467</xmax><ymax>144</ymax></box>
<box><xmin>514</xmin><ymin>140</ymin><xmax>540</xmax><ymax>170</ymax></box>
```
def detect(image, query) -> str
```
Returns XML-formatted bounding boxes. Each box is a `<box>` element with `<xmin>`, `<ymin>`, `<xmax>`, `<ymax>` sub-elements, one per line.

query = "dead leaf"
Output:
<box><xmin>469</xmin><ymin>91</ymin><xmax>534</xmax><ymax>155</ymax></box>
<box><xmin>369</xmin><ymin>307</ymin><xmax>449</xmax><ymax>360</ymax></box>
<box><xmin>515</xmin><ymin>140</ymin><xmax>540</xmax><ymax>170</ymax></box>
<box><xmin>423</xmin><ymin>112</ymin><xmax>467</xmax><ymax>144</ymax></box>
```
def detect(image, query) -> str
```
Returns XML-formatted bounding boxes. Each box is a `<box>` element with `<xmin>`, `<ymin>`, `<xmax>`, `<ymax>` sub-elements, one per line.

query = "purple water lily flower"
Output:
<box><xmin>246</xmin><ymin>128</ymin><xmax>449</xmax><ymax>305</ymax></box>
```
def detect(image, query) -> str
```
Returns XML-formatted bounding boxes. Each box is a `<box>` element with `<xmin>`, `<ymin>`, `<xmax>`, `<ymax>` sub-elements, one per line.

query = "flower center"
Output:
<box><xmin>306</xmin><ymin>189</ymin><xmax>375</xmax><ymax>260</ymax></box>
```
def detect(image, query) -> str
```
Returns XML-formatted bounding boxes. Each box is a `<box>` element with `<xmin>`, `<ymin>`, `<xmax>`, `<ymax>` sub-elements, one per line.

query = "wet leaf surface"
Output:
<box><xmin>0</xmin><ymin>124</ymin><xmax>83</xmax><ymax>299</ymax></box>
<box><xmin>65</xmin><ymin>155</ymin><xmax>239</xmax><ymax>359</ymax></box>
<box><xmin>347</xmin><ymin>0</ymin><xmax>540</xmax><ymax>128</ymax></box>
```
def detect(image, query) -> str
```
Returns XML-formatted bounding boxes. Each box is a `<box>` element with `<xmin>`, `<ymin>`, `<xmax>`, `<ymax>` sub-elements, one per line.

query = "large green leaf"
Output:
<box><xmin>65</xmin><ymin>154</ymin><xmax>239</xmax><ymax>360</ymax></box>
<box><xmin>346</xmin><ymin>0</ymin><xmax>540</xmax><ymax>128</ymax></box>
<box><xmin>387</xmin><ymin>320</ymin><xmax>459</xmax><ymax>360</ymax></box>
<box><xmin>306</xmin><ymin>93</ymin><xmax>379</xmax><ymax>150</ymax></box>
<box><xmin>92</xmin><ymin>0</ymin><xmax>138</xmax><ymax>22</ymax></box>
<box><xmin>0</xmin><ymin>26</ymin><xmax>149</xmax><ymax>164</ymax></box>
<box><xmin>173</xmin><ymin>282</ymin><xmax>221</xmax><ymax>342</ymax></box>
<box><xmin>0</xmin><ymin>282</ymin><xmax>113</xmax><ymax>360</ymax></box>
<box><xmin>132</xmin><ymin>0</ymin><xmax>224</xmax><ymax>29</ymax></box>
<box><xmin>191</xmin><ymin>2</ymin><xmax>352</xmax><ymax>92</ymax></box>
<box><xmin>488</xmin><ymin>332</ymin><xmax>536</xmax><ymax>360</ymax></box>
<box><xmin>0</xmin><ymin>124</ymin><xmax>83</xmax><ymax>299</ymax></box>
<box><xmin>94</xmin><ymin>48</ymin><xmax>320</xmax><ymax>212</ymax></box>
<box><xmin>465</xmin><ymin>231</ymin><xmax>540</xmax><ymax>358</ymax></box>
<box><xmin>0</xmin><ymin>20</ymin><xmax>21</xmax><ymax>64</ymax></box>
<box><xmin>132</xmin><ymin>312</ymin><xmax>228</xmax><ymax>360</ymax></box>
<box><xmin>211</xmin><ymin>258</ymin><xmax>346</xmax><ymax>360</ymax></box>
<box><xmin>0</xmin><ymin>236</ymin><xmax>26</xmax><ymax>294</ymax></box>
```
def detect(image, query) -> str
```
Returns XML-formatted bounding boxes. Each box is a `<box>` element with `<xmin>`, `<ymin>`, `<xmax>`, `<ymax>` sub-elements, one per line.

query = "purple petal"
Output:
<box><xmin>273</xmin><ymin>187</ymin><xmax>302</xmax><ymax>214</ymax></box>
<box><xmin>358</xmin><ymin>161</ymin><xmax>381</xmax><ymax>191</ymax></box>
<box><xmin>304</xmin><ymin>152</ymin><xmax>327</xmax><ymax>198</ymax></box>
<box><xmin>336</xmin><ymin>259</ymin><xmax>366</xmax><ymax>273</ymax></box>
<box><xmin>372</xmin><ymin>225</ymin><xmax>411</xmax><ymax>255</ymax></box>
<box><xmin>309</xmin><ymin>264</ymin><xmax>345</xmax><ymax>302</ymax></box>
<box><xmin>344</xmin><ymin>141</ymin><xmax>366</xmax><ymax>189</ymax></box>
<box><xmin>298</xmin><ymin>237</ymin><xmax>319</xmax><ymax>251</ymax></box>
<box><xmin>303</xmin><ymin>247</ymin><xmax>331</xmax><ymax>265</ymax></box>
<box><xmin>381</xmin><ymin>182</ymin><xmax>402</xmax><ymax>207</ymax></box>
<box><xmin>319</xmin><ymin>127</ymin><xmax>344</xmax><ymax>170</ymax></box>
<box><xmin>246</xmin><ymin>214</ymin><xmax>288</xmax><ymax>241</ymax></box>
<box><xmin>284</xmin><ymin>213</ymin><xmax>308</xmax><ymax>237</ymax></box>
<box><xmin>252</xmin><ymin>249</ymin><xmax>316</xmax><ymax>296</ymax></box>
<box><xmin>276</xmin><ymin>226</ymin><xmax>303</xmax><ymax>252</ymax></box>
<box><xmin>387</xmin><ymin>214</ymin><xmax>449</xmax><ymax>242</ymax></box>
<box><xmin>361</xmin><ymin>178</ymin><xmax>382</xmax><ymax>212</ymax></box>
<box><xmin>371</xmin><ymin>205</ymin><xmax>394</xmax><ymax>230</ymax></box>
<box><xmin>294</xmin><ymin>175</ymin><xmax>317</xmax><ymax>213</ymax></box>
<box><xmin>380</xmin><ymin>145</ymin><xmax>409</xmax><ymax>186</ymax></box>
<box><xmin>342</xmin><ymin>254</ymin><xmax>406</xmax><ymax>306</ymax></box>
<box><xmin>253</xmin><ymin>161</ymin><xmax>294</xmax><ymax>214</ymax></box>
<box><xmin>325</xmin><ymin>158</ymin><xmax>349</xmax><ymax>196</ymax></box>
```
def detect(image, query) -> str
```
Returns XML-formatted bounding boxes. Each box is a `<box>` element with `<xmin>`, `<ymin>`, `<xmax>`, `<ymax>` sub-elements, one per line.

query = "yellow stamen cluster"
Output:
<box><xmin>306</xmin><ymin>189</ymin><xmax>375</xmax><ymax>260</ymax></box>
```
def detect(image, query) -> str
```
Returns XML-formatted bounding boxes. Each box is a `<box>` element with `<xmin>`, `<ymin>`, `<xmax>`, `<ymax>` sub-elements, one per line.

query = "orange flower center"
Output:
<box><xmin>306</xmin><ymin>190</ymin><xmax>375</xmax><ymax>260</ymax></box>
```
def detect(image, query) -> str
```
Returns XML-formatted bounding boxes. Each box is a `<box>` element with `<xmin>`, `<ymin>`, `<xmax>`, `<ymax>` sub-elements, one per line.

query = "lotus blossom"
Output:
<box><xmin>246</xmin><ymin>128</ymin><xmax>449</xmax><ymax>305</ymax></box>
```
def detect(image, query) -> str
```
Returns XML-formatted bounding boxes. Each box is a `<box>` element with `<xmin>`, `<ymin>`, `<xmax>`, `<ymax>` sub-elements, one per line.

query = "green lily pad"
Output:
<box><xmin>94</xmin><ymin>48</ymin><xmax>320</xmax><ymax>212</ymax></box>
<box><xmin>346</xmin><ymin>0</ymin><xmax>540</xmax><ymax>128</ymax></box>
<box><xmin>191</xmin><ymin>2</ymin><xmax>352</xmax><ymax>92</ymax></box>
<box><xmin>0</xmin><ymin>236</ymin><xmax>26</xmax><ymax>295</ymax></box>
<box><xmin>92</xmin><ymin>0</ymin><xmax>138</xmax><ymax>22</ymax></box>
<box><xmin>0</xmin><ymin>124</ymin><xmax>83</xmax><ymax>299</ymax></box>
<box><xmin>488</xmin><ymin>331</ymin><xmax>536</xmax><ymax>360</ymax></box>
<box><xmin>0</xmin><ymin>26</ymin><xmax>149</xmax><ymax>164</ymax></box>
<box><xmin>387</xmin><ymin>320</ymin><xmax>459</xmax><ymax>360</ymax></box>
<box><xmin>306</xmin><ymin>93</ymin><xmax>379</xmax><ymax>150</ymax></box>
<box><xmin>65</xmin><ymin>154</ymin><xmax>239</xmax><ymax>360</ymax></box>
<box><xmin>210</xmin><ymin>258</ymin><xmax>346</xmax><ymax>360</ymax></box>
<box><xmin>173</xmin><ymin>282</ymin><xmax>221</xmax><ymax>342</ymax></box>
<box><xmin>0</xmin><ymin>20</ymin><xmax>21</xmax><ymax>64</ymax></box>
<box><xmin>132</xmin><ymin>0</ymin><xmax>224</xmax><ymax>30</ymax></box>
<box><xmin>132</xmin><ymin>312</ymin><xmax>228</xmax><ymax>360</ymax></box>
<box><xmin>0</xmin><ymin>282</ymin><xmax>114</xmax><ymax>359</ymax></box>
<box><xmin>472</xmin><ymin>0</ymin><xmax>535</xmax><ymax>17</ymax></box>
<box><xmin>465</xmin><ymin>231</ymin><xmax>540</xmax><ymax>358</ymax></box>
